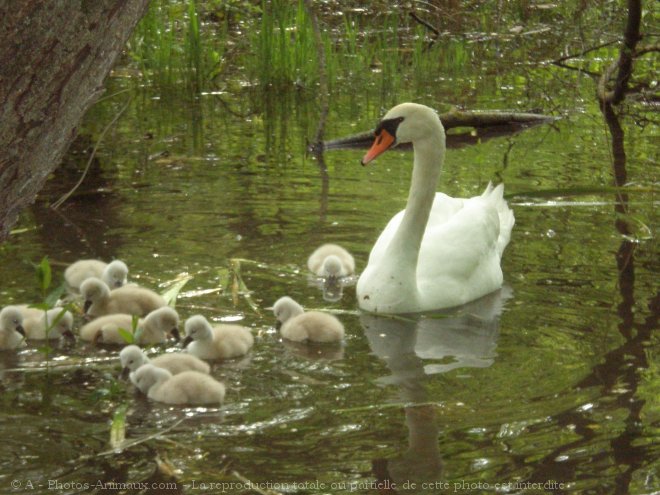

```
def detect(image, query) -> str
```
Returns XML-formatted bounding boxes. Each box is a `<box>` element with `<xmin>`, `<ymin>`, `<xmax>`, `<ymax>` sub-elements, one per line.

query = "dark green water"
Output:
<box><xmin>1</xmin><ymin>3</ymin><xmax>658</xmax><ymax>494</ymax></box>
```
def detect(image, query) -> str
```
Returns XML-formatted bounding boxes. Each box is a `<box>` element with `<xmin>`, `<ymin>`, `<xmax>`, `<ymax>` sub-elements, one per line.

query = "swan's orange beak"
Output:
<box><xmin>361</xmin><ymin>130</ymin><xmax>395</xmax><ymax>165</ymax></box>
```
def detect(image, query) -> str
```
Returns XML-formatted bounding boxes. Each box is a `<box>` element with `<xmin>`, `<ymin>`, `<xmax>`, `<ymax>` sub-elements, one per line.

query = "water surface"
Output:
<box><xmin>0</xmin><ymin>3</ymin><xmax>657</xmax><ymax>494</ymax></box>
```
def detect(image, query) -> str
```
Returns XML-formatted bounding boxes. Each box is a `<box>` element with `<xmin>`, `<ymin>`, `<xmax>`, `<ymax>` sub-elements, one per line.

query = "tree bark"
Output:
<box><xmin>0</xmin><ymin>0</ymin><xmax>150</xmax><ymax>241</ymax></box>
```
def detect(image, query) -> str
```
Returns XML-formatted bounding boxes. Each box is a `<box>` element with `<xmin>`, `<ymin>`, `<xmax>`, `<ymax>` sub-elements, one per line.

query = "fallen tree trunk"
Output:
<box><xmin>0</xmin><ymin>0</ymin><xmax>150</xmax><ymax>241</ymax></box>
<box><xmin>321</xmin><ymin>110</ymin><xmax>556</xmax><ymax>151</ymax></box>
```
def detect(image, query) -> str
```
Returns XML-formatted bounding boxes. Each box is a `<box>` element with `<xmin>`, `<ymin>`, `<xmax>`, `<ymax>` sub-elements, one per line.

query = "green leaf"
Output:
<box><xmin>161</xmin><ymin>275</ymin><xmax>192</xmax><ymax>307</ymax></box>
<box><xmin>36</xmin><ymin>257</ymin><xmax>52</xmax><ymax>294</ymax></box>
<box><xmin>117</xmin><ymin>328</ymin><xmax>135</xmax><ymax>345</ymax></box>
<box><xmin>45</xmin><ymin>283</ymin><xmax>67</xmax><ymax>307</ymax></box>
<box><xmin>110</xmin><ymin>404</ymin><xmax>128</xmax><ymax>450</ymax></box>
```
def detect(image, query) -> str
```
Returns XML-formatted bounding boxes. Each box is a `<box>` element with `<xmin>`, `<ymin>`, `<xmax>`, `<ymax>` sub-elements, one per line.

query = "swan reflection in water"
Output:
<box><xmin>361</xmin><ymin>287</ymin><xmax>512</xmax><ymax>491</ymax></box>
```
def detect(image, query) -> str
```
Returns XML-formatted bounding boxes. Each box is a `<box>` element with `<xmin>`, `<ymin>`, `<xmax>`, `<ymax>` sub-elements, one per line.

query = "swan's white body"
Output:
<box><xmin>357</xmin><ymin>103</ymin><xmax>514</xmax><ymax>314</ymax></box>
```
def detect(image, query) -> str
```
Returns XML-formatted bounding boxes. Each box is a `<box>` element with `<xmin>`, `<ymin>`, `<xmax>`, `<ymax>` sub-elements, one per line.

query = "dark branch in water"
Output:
<box><xmin>408</xmin><ymin>11</ymin><xmax>439</xmax><ymax>53</ymax></box>
<box><xmin>408</xmin><ymin>12</ymin><xmax>439</xmax><ymax>38</ymax></box>
<box><xmin>321</xmin><ymin>110</ymin><xmax>557</xmax><ymax>151</ymax></box>
<box><xmin>598</xmin><ymin>0</ymin><xmax>642</xmax><ymax>104</ymax></box>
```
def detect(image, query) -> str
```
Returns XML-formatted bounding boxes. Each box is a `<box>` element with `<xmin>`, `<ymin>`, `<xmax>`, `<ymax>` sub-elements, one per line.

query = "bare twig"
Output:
<box><xmin>551</xmin><ymin>39</ymin><xmax>619</xmax><ymax>64</ymax></box>
<box><xmin>408</xmin><ymin>11</ymin><xmax>439</xmax><ymax>38</ymax></box>
<box><xmin>50</xmin><ymin>97</ymin><xmax>132</xmax><ymax>209</ymax></box>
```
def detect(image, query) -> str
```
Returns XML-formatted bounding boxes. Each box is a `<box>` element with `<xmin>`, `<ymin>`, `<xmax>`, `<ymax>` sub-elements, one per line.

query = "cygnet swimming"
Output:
<box><xmin>119</xmin><ymin>344</ymin><xmax>210</xmax><ymax>379</ymax></box>
<box><xmin>16</xmin><ymin>305</ymin><xmax>75</xmax><ymax>341</ymax></box>
<box><xmin>307</xmin><ymin>244</ymin><xmax>355</xmax><ymax>279</ymax></box>
<box><xmin>0</xmin><ymin>306</ymin><xmax>26</xmax><ymax>349</ymax></box>
<box><xmin>272</xmin><ymin>296</ymin><xmax>344</xmax><ymax>343</ymax></box>
<box><xmin>65</xmin><ymin>259</ymin><xmax>129</xmax><ymax>291</ymax></box>
<box><xmin>80</xmin><ymin>277</ymin><xmax>165</xmax><ymax>318</ymax></box>
<box><xmin>80</xmin><ymin>307</ymin><xmax>180</xmax><ymax>344</ymax></box>
<box><xmin>130</xmin><ymin>364</ymin><xmax>225</xmax><ymax>405</ymax></box>
<box><xmin>182</xmin><ymin>315</ymin><xmax>254</xmax><ymax>360</ymax></box>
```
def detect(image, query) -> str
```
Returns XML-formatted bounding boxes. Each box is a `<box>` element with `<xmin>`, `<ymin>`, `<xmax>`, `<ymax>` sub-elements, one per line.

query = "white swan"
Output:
<box><xmin>182</xmin><ymin>315</ymin><xmax>254</xmax><ymax>360</ymax></box>
<box><xmin>272</xmin><ymin>296</ymin><xmax>344</xmax><ymax>343</ymax></box>
<box><xmin>307</xmin><ymin>244</ymin><xmax>355</xmax><ymax>279</ymax></box>
<box><xmin>130</xmin><ymin>364</ymin><xmax>225</xmax><ymax>405</ymax></box>
<box><xmin>356</xmin><ymin>103</ymin><xmax>514</xmax><ymax>313</ymax></box>
<box><xmin>0</xmin><ymin>306</ymin><xmax>26</xmax><ymax>349</ymax></box>
<box><xmin>65</xmin><ymin>259</ymin><xmax>128</xmax><ymax>291</ymax></box>
<box><xmin>119</xmin><ymin>344</ymin><xmax>210</xmax><ymax>379</ymax></box>
<box><xmin>16</xmin><ymin>305</ymin><xmax>74</xmax><ymax>341</ymax></box>
<box><xmin>79</xmin><ymin>307</ymin><xmax>180</xmax><ymax>344</ymax></box>
<box><xmin>80</xmin><ymin>277</ymin><xmax>166</xmax><ymax>318</ymax></box>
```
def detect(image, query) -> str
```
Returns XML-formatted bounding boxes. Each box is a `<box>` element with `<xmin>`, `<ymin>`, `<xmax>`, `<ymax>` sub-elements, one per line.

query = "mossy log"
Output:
<box><xmin>0</xmin><ymin>0</ymin><xmax>149</xmax><ymax>241</ymax></box>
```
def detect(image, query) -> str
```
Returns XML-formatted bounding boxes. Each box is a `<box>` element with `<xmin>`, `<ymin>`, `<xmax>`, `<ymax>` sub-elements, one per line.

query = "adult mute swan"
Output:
<box><xmin>357</xmin><ymin>103</ymin><xmax>514</xmax><ymax>314</ymax></box>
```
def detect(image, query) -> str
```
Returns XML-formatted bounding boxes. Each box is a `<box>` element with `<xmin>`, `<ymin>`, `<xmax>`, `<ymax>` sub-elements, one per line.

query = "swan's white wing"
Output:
<box><xmin>417</xmin><ymin>194</ymin><xmax>503</xmax><ymax>304</ymax></box>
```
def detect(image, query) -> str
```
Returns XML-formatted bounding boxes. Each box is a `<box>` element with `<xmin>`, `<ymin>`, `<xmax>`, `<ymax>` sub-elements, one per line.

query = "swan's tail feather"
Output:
<box><xmin>483</xmin><ymin>182</ymin><xmax>515</xmax><ymax>259</ymax></box>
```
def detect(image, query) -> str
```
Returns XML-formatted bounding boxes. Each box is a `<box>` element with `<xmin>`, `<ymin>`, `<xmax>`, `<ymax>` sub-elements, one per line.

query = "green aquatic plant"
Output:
<box><xmin>32</xmin><ymin>257</ymin><xmax>75</xmax><ymax>367</ymax></box>
<box><xmin>128</xmin><ymin>0</ymin><xmax>228</xmax><ymax>96</ymax></box>
<box><xmin>117</xmin><ymin>314</ymin><xmax>142</xmax><ymax>345</ymax></box>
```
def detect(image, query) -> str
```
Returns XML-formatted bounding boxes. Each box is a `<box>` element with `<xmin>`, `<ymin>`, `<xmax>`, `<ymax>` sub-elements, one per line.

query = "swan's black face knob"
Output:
<box><xmin>375</xmin><ymin>116</ymin><xmax>405</xmax><ymax>140</ymax></box>
<box><xmin>362</xmin><ymin>117</ymin><xmax>405</xmax><ymax>165</ymax></box>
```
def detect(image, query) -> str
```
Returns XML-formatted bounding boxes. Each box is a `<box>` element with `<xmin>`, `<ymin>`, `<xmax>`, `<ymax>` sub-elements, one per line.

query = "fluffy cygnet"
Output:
<box><xmin>130</xmin><ymin>364</ymin><xmax>225</xmax><ymax>405</ymax></box>
<box><xmin>80</xmin><ymin>277</ymin><xmax>165</xmax><ymax>318</ymax></box>
<box><xmin>0</xmin><ymin>306</ymin><xmax>26</xmax><ymax>349</ymax></box>
<box><xmin>182</xmin><ymin>315</ymin><xmax>254</xmax><ymax>360</ymax></box>
<box><xmin>80</xmin><ymin>307</ymin><xmax>180</xmax><ymax>345</ymax></box>
<box><xmin>65</xmin><ymin>259</ymin><xmax>129</xmax><ymax>291</ymax></box>
<box><xmin>119</xmin><ymin>344</ymin><xmax>210</xmax><ymax>379</ymax></box>
<box><xmin>307</xmin><ymin>244</ymin><xmax>355</xmax><ymax>279</ymax></box>
<box><xmin>16</xmin><ymin>305</ymin><xmax>75</xmax><ymax>341</ymax></box>
<box><xmin>273</xmin><ymin>296</ymin><xmax>344</xmax><ymax>343</ymax></box>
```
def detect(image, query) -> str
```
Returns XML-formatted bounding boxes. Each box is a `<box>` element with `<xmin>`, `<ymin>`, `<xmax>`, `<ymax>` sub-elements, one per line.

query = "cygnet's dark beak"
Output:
<box><xmin>113</xmin><ymin>281</ymin><xmax>123</xmax><ymax>288</ymax></box>
<box><xmin>170</xmin><ymin>327</ymin><xmax>181</xmax><ymax>342</ymax></box>
<box><xmin>62</xmin><ymin>330</ymin><xmax>76</xmax><ymax>343</ymax></box>
<box><xmin>181</xmin><ymin>335</ymin><xmax>193</xmax><ymax>347</ymax></box>
<box><xmin>120</xmin><ymin>367</ymin><xmax>130</xmax><ymax>380</ymax></box>
<box><xmin>15</xmin><ymin>324</ymin><xmax>25</xmax><ymax>337</ymax></box>
<box><xmin>83</xmin><ymin>300</ymin><xmax>92</xmax><ymax>313</ymax></box>
<box><xmin>275</xmin><ymin>320</ymin><xmax>282</xmax><ymax>330</ymax></box>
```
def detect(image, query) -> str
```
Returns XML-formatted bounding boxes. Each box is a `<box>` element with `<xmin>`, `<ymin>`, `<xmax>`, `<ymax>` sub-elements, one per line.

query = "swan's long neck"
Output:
<box><xmin>387</xmin><ymin>128</ymin><xmax>445</xmax><ymax>273</ymax></box>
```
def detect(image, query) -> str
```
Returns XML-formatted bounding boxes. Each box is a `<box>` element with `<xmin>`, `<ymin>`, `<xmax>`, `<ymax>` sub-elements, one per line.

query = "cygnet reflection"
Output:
<box><xmin>307</xmin><ymin>273</ymin><xmax>358</xmax><ymax>303</ymax></box>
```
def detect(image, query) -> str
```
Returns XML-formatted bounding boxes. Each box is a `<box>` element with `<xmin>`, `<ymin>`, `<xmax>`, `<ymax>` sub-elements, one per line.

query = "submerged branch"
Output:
<box><xmin>50</xmin><ymin>97</ymin><xmax>131</xmax><ymax>209</ymax></box>
<box><xmin>322</xmin><ymin>110</ymin><xmax>556</xmax><ymax>151</ymax></box>
<box><xmin>408</xmin><ymin>11</ymin><xmax>439</xmax><ymax>38</ymax></box>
